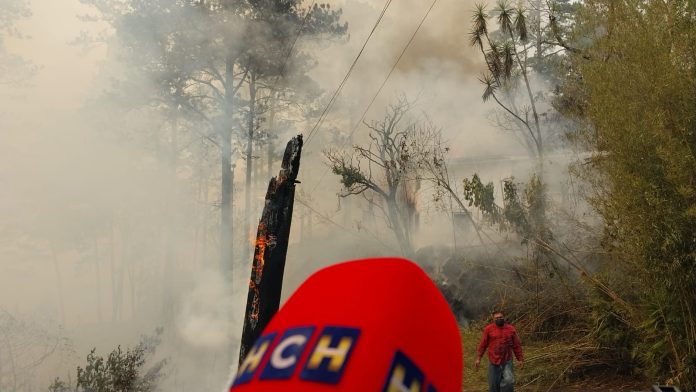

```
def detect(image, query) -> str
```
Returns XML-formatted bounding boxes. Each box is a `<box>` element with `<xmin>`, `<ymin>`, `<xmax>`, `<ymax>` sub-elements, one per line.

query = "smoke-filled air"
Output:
<box><xmin>1</xmin><ymin>0</ymin><xmax>695</xmax><ymax>390</ymax></box>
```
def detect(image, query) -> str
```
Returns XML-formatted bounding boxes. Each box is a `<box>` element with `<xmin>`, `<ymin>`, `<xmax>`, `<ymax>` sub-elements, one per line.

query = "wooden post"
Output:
<box><xmin>238</xmin><ymin>135</ymin><xmax>303</xmax><ymax>364</ymax></box>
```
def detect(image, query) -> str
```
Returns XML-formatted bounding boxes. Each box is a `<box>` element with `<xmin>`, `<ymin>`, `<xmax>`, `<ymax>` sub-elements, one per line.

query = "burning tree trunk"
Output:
<box><xmin>244</xmin><ymin>71</ymin><xmax>257</xmax><ymax>262</ymax></box>
<box><xmin>238</xmin><ymin>135</ymin><xmax>303</xmax><ymax>364</ymax></box>
<box><xmin>221</xmin><ymin>54</ymin><xmax>240</xmax><ymax>279</ymax></box>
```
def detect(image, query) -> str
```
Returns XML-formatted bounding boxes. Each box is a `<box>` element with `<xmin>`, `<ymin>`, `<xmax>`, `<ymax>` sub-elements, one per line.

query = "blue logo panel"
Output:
<box><xmin>382</xmin><ymin>350</ymin><xmax>425</xmax><ymax>392</ymax></box>
<box><xmin>299</xmin><ymin>326</ymin><xmax>361</xmax><ymax>384</ymax></box>
<box><xmin>232</xmin><ymin>333</ymin><xmax>277</xmax><ymax>387</ymax></box>
<box><xmin>259</xmin><ymin>326</ymin><xmax>315</xmax><ymax>380</ymax></box>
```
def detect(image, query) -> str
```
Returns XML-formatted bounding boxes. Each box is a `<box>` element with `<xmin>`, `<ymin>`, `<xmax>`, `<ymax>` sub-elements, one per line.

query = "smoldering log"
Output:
<box><xmin>238</xmin><ymin>135</ymin><xmax>303</xmax><ymax>364</ymax></box>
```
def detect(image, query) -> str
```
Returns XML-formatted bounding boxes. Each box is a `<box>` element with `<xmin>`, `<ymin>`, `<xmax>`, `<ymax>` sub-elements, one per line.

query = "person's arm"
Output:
<box><xmin>474</xmin><ymin>326</ymin><xmax>489</xmax><ymax>369</ymax></box>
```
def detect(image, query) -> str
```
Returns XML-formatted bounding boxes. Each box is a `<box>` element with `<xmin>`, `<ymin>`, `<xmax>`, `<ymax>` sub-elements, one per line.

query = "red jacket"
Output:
<box><xmin>476</xmin><ymin>323</ymin><xmax>523</xmax><ymax>365</ymax></box>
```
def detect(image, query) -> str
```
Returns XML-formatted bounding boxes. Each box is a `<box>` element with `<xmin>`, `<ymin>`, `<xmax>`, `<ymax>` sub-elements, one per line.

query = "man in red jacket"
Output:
<box><xmin>474</xmin><ymin>311</ymin><xmax>524</xmax><ymax>392</ymax></box>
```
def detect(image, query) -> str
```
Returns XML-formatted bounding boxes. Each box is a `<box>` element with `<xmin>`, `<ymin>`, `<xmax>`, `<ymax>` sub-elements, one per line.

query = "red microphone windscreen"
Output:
<box><xmin>230</xmin><ymin>257</ymin><xmax>463</xmax><ymax>391</ymax></box>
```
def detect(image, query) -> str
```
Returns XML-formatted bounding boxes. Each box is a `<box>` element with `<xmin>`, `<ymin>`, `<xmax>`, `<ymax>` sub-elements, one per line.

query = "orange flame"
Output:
<box><xmin>247</xmin><ymin>222</ymin><xmax>279</xmax><ymax>326</ymax></box>
<box><xmin>253</xmin><ymin>223</ymin><xmax>268</xmax><ymax>280</ymax></box>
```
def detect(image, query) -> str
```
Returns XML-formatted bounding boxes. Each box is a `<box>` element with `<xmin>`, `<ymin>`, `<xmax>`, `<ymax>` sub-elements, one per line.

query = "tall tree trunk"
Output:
<box><xmin>162</xmin><ymin>116</ymin><xmax>179</xmax><ymax>321</ymax></box>
<box><xmin>221</xmin><ymin>57</ymin><xmax>236</xmax><ymax>278</ymax></box>
<box><xmin>239</xmin><ymin>135</ymin><xmax>303</xmax><ymax>364</ymax></box>
<box><xmin>300</xmin><ymin>206</ymin><xmax>306</xmax><ymax>243</ymax></box>
<box><xmin>267</xmin><ymin>94</ymin><xmax>277</xmax><ymax>180</ymax></box>
<box><xmin>244</xmin><ymin>71</ymin><xmax>257</xmax><ymax>261</ymax></box>
<box><xmin>110</xmin><ymin>219</ymin><xmax>118</xmax><ymax>322</ymax></box>
<box><xmin>128</xmin><ymin>260</ymin><xmax>136</xmax><ymax>321</ymax></box>
<box><xmin>343</xmin><ymin>132</ymin><xmax>353</xmax><ymax>227</ymax></box>
<box><xmin>194</xmin><ymin>177</ymin><xmax>201</xmax><ymax>267</ymax></box>
<box><xmin>93</xmin><ymin>236</ymin><xmax>103</xmax><ymax>323</ymax></box>
<box><xmin>195</xmin><ymin>159</ymin><xmax>210</xmax><ymax>268</ymax></box>
<box><xmin>254</xmin><ymin>142</ymin><xmax>262</xmax><ymax>188</ymax></box>
<box><xmin>386</xmin><ymin>194</ymin><xmax>414</xmax><ymax>258</ymax></box>
<box><xmin>221</xmin><ymin>129</ymin><xmax>233</xmax><ymax>271</ymax></box>
<box><xmin>202</xmin><ymin>175</ymin><xmax>209</xmax><ymax>267</ymax></box>
<box><xmin>114</xmin><ymin>227</ymin><xmax>127</xmax><ymax>322</ymax></box>
<box><xmin>0</xmin><ymin>337</ymin><xmax>3</xmax><ymax>392</ymax></box>
<box><xmin>267</xmin><ymin>142</ymin><xmax>273</xmax><ymax>186</ymax></box>
<box><xmin>534</xmin><ymin>0</ymin><xmax>542</xmax><ymax>64</ymax></box>
<box><xmin>50</xmin><ymin>245</ymin><xmax>66</xmax><ymax>327</ymax></box>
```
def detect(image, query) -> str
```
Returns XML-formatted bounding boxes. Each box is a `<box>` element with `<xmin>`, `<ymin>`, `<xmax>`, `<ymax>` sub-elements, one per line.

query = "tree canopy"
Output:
<box><xmin>558</xmin><ymin>0</ymin><xmax>696</xmax><ymax>386</ymax></box>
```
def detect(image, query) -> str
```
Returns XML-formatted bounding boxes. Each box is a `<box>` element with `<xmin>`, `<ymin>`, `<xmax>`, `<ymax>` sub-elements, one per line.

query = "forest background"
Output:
<box><xmin>1</xmin><ymin>0</ymin><xmax>695</xmax><ymax>390</ymax></box>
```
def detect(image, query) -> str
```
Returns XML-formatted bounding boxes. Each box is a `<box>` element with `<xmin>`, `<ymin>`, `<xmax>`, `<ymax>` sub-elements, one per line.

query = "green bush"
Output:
<box><xmin>49</xmin><ymin>329</ymin><xmax>166</xmax><ymax>392</ymax></box>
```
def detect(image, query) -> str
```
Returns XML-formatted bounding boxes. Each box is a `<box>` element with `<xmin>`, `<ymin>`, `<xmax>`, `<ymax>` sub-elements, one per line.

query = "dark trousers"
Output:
<box><xmin>488</xmin><ymin>360</ymin><xmax>514</xmax><ymax>392</ymax></box>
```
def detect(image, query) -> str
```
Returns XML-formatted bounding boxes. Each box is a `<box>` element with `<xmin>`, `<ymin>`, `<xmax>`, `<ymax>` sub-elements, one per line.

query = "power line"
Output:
<box><xmin>348</xmin><ymin>0</ymin><xmax>439</xmax><ymax>142</ymax></box>
<box><xmin>307</xmin><ymin>0</ymin><xmax>439</xmax><ymax>195</ymax></box>
<box><xmin>304</xmin><ymin>0</ymin><xmax>394</xmax><ymax>145</ymax></box>
<box><xmin>276</xmin><ymin>0</ymin><xmax>317</xmax><ymax>80</ymax></box>
<box><xmin>295</xmin><ymin>197</ymin><xmax>401</xmax><ymax>253</ymax></box>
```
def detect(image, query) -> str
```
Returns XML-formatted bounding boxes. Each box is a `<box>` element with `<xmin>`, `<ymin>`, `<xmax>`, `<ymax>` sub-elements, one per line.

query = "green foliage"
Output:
<box><xmin>50</xmin><ymin>329</ymin><xmax>166</xmax><ymax>392</ymax></box>
<box><xmin>0</xmin><ymin>0</ymin><xmax>38</xmax><ymax>85</ymax></box>
<box><xmin>560</xmin><ymin>0</ymin><xmax>696</xmax><ymax>387</ymax></box>
<box><xmin>331</xmin><ymin>162</ymin><xmax>368</xmax><ymax>193</ymax></box>
<box><xmin>470</xmin><ymin>0</ymin><xmax>565</xmax><ymax>165</ymax></box>
<box><xmin>461</xmin><ymin>173</ymin><xmax>548</xmax><ymax>244</ymax></box>
<box><xmin>587</xmin><ymin>270</ymin><xmax>639</xmax><ymax>375</ymax></box>
<box><xmin>48</xmin><ymin>378</ymin><xmax>71</xmax><ymax>392</ymax></box>
<box><xmin>501</xmin><ymin>177</ymin><xmax>528</xmax><ymax>236</ymax></box>
<box><xmin>462</xmin><ymin>174</ymin><xmax>498</xmax><ymax>218</ymax></box>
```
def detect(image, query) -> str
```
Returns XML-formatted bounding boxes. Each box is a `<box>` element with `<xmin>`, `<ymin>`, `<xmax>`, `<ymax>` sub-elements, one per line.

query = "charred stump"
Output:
<box><xmin>238</xmin><ymin>135</ymin><xmax>302</xmax><ymax>364</ymax></box>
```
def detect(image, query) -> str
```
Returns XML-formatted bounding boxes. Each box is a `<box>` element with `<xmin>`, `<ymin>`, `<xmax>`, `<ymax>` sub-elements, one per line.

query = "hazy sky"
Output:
<box><xmin>5</xmin><ymin>0</ymin><xmax>106</xmax><ymax>118</ymax></box>
<box><xmin>0</xmin><ymin>0</ymin><xmax>538</xmax><ymax>319</ymax></box>
<box><xmin>4</xmin><ymin>0</ymin><xmax>507</xmax><ymax>152</ymax></box>
<box><xmin>0</xmin><ymin>0</ymin><xmax>532</xmax><ymax>317</ymax></box>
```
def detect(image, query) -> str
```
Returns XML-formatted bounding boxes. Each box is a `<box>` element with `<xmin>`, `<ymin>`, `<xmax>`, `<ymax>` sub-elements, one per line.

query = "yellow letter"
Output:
<box><xmin>238</xmin><ymin>341</ymin><xmax>271</xmax><ymax>375</ymax></box>
<box><xmin>386</xmin><ymin>365</ymin><xmax>421</xmax><ymax>392</ymax></box>
<box><xmin>307</xmin><ymin>335</ymin><xmax>353</xmax><ymax>371</ymax></box>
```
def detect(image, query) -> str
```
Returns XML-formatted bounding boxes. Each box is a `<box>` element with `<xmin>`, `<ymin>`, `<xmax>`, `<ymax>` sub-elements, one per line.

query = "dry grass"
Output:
<box><xmin>460</xmin><ymin>327</ymin><xmax>648</xmax><ymax>392</ymax></box>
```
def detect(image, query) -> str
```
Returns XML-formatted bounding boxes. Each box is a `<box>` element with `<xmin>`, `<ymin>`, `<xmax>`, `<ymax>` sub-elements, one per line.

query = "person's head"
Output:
<box><xmin>492</xmin><ymin>311</ymin><xmax>505</xmax><ymax>327</ymax></box>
